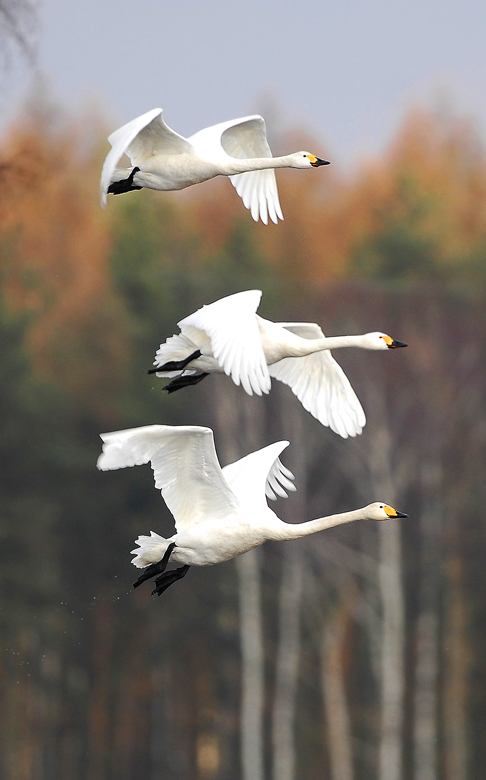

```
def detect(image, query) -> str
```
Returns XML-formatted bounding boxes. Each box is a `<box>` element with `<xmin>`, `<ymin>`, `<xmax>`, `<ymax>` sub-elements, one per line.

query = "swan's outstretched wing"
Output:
<box><xmin>229</xmin><ymin>168</ymin><xmax>283</xmax><ymax>225</ymax></box>
<box><xmin>178</xmin><ymin>290</ymin><xmax>271</xmax><ymax>396</ymax></box>
<box><xmin>224</xmin><ymin>116</ymin><xmax>283</xmax><ymax>225</ymax></box>
<box><xmin>265</xmin><ymin>454</ymin><xmax>297</xmax><ymax>500</ymax></box>
<box><xmin>100</xmin><ymin>108</ymin><xmax>192</xmax><ymax>206</ymax></box>
<box><xmin>97</xmin><ymin>425</ymin><xmax>238</xmax><ymax>532</ymax></box>
<box><xmin>190</xmin><ymin>115</ymin><xmax>283</xmax><ymax>224</ymax></box>
<box><xmin>269</xmin><ymin>323</ymin><xmax>366</xmax><ymax>438</ymax></box>
<box><xmin>222</xmin><ymin>441</ymin><xmax>295</xmax><ymax>512</ymax></box>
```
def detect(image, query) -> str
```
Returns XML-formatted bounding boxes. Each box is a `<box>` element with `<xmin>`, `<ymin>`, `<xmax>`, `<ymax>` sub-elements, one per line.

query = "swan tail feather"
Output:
<box><xmin>131</xmin><ymin>531</ymin><xmax>170</xmax><ymax>568</ymax></box>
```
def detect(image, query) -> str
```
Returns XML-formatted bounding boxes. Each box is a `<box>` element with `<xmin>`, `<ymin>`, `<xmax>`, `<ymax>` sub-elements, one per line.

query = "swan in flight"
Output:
<box><xmin>97</xmin><ymin>425</ymin><xmax>407</xmax><ymax>596</ymax></box>
<box><xmin>148</xmin><ymin>290</ymin><xmax>408</xmax><ymax>438</ymax></box>
<box><xmin>100</xmin><ymin>108</ymin><xmax>329</xmax><ymax>223</ymax></box>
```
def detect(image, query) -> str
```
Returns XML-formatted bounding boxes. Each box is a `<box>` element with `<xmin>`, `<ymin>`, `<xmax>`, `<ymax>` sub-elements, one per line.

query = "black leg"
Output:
<box><xmin>152</xmin><ymin>565</ymin><xmax>190</xmax><ymax>597</ymax></box>
<box><xmin>133</xmin><ymin>541</ymin><xmax>175</xmax><ymax>589</ymax></box>
<box><xmin>147</xmin><ymin>349</ymin><xmax>202</xmax><ymax>374</ymax></box>
<box><xmin>163</xmin><ymin>372</ymin><xmax>209</xmax><ymax>394</ymax></box>
<box><xmin>108</xmin><ymin>166</ymin><xmax>143</xmax><ymax>195</ymax></box>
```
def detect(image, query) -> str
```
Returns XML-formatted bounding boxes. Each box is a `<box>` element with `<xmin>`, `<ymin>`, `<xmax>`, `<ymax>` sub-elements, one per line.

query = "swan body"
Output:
<box><xmin>97</xmin><ymin>425</ymin><xmax>407</xmax><ymax>594</ymax></box>
<box><xmin>150</xmin><ymin>290</ymin><xmax>408</xmax><ymax>438</ymax></box>
<box><xmin>100</xmin><ymin>108</ymin><xmax>329</xmax><ymax>223</ymax></box>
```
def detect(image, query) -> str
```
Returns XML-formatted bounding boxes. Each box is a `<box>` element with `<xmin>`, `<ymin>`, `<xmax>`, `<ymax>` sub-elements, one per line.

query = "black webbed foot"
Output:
<box><xmin>108</xmin><ymin>167</ymin><xmax>143</xmax><ymax>195</ymax></box>
<box><xmin>147</xmin><ymin>349</ymin><xmax>202</xmax><ymax>374</ymax></box>
<box><xmin>163</xmin><ymin>372</ymin><xmax>210</xmax><ymax>394</ymax></box>
<box><xmin>133</xmin><ymin>542</ymin><xmax>175</xmax><ymax>589</ymax></box>
<box><xmin>152</xmin><ymin>565</ymin><xmax>190</xmax><ymax>596</ymax></box>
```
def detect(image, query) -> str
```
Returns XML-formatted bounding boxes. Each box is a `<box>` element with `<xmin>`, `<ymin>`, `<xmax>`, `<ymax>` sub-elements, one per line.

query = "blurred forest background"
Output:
<box><xmin>1</xmin><ymin>45</ymin><xmax>486</xmax><ymax>780</ymax></box>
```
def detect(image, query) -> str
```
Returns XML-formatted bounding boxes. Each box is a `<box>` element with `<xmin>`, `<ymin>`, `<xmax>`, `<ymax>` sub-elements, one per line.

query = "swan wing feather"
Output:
<box><xmin>178</xmin><ymin>290</ymin><xmax>271</xmax><ymax>396</ymax></box>
<box><xmin>222</xmin><ymin>117</ymin><xmax>283</xmax><ymax>224</ymax></box>
<box><xmin>97</xmin><ymin>425</ymin><xmax>238</xmax><ymax>532</ymax></box>
<box><xmin>276</xmin><ymin>322</ymin><xmax>325</xmax><ymax>339</ymax></box>
<box><xmin>222</xmin><ymin>441</ymin><xmax>294</xmax><ymax>511</ymax></box>
<box><xmin>100</xmin><ymin>108</ymin><xmax>192</xmax><ymax>205</ymax></box>
<box><xmin>264</xmin><ymin>455</ymin><xmax>297</xmax><ymax>500</ymax></box>
<box><xmin>229</xmin><ymin>169</ymin><xmax>283</xmax><ymax>224</ymax></box>
<box><xmin>188</xmin><ymin>115</ymin><xmax>270</xmax><ymax>158</ymax></box>
<box><xmin>269</xmin><ymin>323</ymin><xmax>366</xmax><ymax>438</ymax></box>
<box><xmin>189</xmin><ymin>114</ymin><xmax>282</xmax><ymax>224</ymax></box>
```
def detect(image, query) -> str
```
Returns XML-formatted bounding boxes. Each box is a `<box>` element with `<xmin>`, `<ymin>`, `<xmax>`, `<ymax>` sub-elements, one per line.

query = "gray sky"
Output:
<box><xmin>4</xmin><ymin>0</ymin><xmax>486</xmax><ymax>165</ymax></box>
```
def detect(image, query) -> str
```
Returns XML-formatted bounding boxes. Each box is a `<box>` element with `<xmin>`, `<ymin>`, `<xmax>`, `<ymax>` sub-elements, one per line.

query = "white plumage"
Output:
<box><xmin>150</xmin><ymin>290</ymin><xmax>408</xmax><ymax>438</ymax></box>
<box><xmin>100</xmin><ymin>109</ymin><xmax>329</xmax><ymax>223</ymax></box>
<box><xmin>97</xmin><ymin>424</ymin><xmax>407</xmax><ymax>595</ymax></box>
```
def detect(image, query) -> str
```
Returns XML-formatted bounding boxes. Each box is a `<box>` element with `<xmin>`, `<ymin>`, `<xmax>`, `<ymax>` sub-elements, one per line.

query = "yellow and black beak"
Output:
<box><xmin>384</xmin><ymin>505</ymin><xmax>408</xmax><ymax>518</ymax></box>
<box><xmin>382</xmin><ymin>335</ymin><xmax>408</xmax><ymax>349</ymax></box>
<box><xmin>310</xmin><ymin>156</ymin><xmax>330</xmax><ymax>167</ymax></box>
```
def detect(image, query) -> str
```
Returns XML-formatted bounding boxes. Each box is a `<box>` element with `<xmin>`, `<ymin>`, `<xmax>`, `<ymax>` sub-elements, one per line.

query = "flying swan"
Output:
<box><xmin>148</xmin><ymin>290</ymin><xmax>408</xmax><ymax>438</ymax></box>
<box><xmin>97</xmin><ymin>425</ymin><xmax>407</xmax><ymax>596</ymax></box>
<box><xmin>100</xmin><ymin>108</ymin><xmax>329</xmax><ymax>223</ymax></box>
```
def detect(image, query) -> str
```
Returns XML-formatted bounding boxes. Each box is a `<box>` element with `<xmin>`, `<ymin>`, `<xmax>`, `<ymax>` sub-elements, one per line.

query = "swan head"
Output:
<box><xmin>366</xmin><ymin>502</ymin><xmax>408</xmax><ymax>521</ymax></box>
<box><xmin>361</xmin><ymin>332</ymin><xmax>408</xmax><ymax>350</ymax></box>
<box><xmin>290</xmin><ymin>152</ymin><xmax>331</xmax><ymax>169</ymax></box>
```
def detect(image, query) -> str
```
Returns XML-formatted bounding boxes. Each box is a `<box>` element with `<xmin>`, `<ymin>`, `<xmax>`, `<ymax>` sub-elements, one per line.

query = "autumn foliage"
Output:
<box><xmin>1</xmin><ymin>102</ymin><xmax>486</xmax><ymax>780</ymax></box>
<box><xmin>2</xmin><ymin>103</ymin><xmax>486</xmax><ymax>335</ymax></box>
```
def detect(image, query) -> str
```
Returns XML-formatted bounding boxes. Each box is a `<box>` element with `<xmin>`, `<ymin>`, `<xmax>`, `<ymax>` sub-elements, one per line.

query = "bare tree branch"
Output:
<box><xmin>0</xmin><ymin>0</ymin><xmax>38</xmax><ymax>70</ymax></box>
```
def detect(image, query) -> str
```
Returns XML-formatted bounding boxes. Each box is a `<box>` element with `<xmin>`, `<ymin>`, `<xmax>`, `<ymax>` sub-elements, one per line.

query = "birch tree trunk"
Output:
<box><xmin>366</xmin><ymin>398</ymin><xmax>405</xmax><ymax>780</ymax></box>
<box><xmin>443</xmin><ymin>559</ymin><xmax>468</xmax><ymax>780</ymax></box>
<box><xmin>214</xmin><ymin>381</ymin><xmax>266</xmax><ymax>780</ymax></box>
<box><xmin>271</xmin><ymin>405</ymin><xmax>305</xmax><ymax>780</ymax></box>
<box><xmin>413</xmin><ymin>450</ymin><xmax>441</xmax><ymax>780</ymax></box>
<box><xmin>413</xmin><ymin>606</ymin><xmax>439</xmax><ymax>780</ymax></box>
<box><xmin>321</xmin><ymin>598</ymin><xmax>355</xmax><ymax>780</ymax></box>
<box><xmin>377</xmin><ymin>519</ymin><xmax>405</xmax><ymax>780</ymax></box>
<box><xmin>237</xmin><ymin>549</ymin><xmax>265</xmax><ymax>780</ymax></box>
<box><xmin>271</xmin><ymin>546</ymin><xmax>303</xmax><ymax>780</ymax></box>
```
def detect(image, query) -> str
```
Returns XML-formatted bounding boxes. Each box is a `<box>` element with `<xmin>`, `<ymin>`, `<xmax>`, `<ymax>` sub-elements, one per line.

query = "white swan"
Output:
<box><xmin>97</xmin><ymin>424</ymin><xmax>407</xmax><ymax>596</ymax></box>
<box><xmin>149</xmin><ymin>290</ymin><xmax>408</xmax><ymax>438</ymax></box>
<box><xmin>100</xmin><ymin>108</ymin><xmax>329</xmax><ymax>223</ymax></box>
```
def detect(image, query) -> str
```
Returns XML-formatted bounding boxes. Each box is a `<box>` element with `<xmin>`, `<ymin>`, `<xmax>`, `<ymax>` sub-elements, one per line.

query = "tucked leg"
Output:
<box><xmin>147</xmin><ymin>350</ymin><xmax>202</xmax><ymax>374</ymax></box>
<box><xmin>133</xmin><ymin>541</ymin><xmax>175</xmax><ymax>590</ymax></box>
<box><xmin>108</xmin><ymin>166</ymin><xmax>143</xmax><ymax>195</ymax></box>
<box><xmin>163</xmin><ymin>372</ymin><xmax>209</xmax><ymax>394</ymax></box>
<box><xmin>152</xmin><ymin>565</ymin><xmax>190</xmax><ymax>597</ymax></box>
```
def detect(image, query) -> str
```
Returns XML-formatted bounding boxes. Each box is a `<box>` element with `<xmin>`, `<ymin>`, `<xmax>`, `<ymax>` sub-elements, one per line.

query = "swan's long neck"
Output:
<box><xmin>227</xmin><ymin>155</ymin><xmax>300</xmax><ymax>174</ymax></box>
<box><xmin>286</xmin><ymin>334</ymin><xmax>370</xmax><ymax>358</ymax></box>
<box><xmin>271</xmin><ymin>507</ymin><xmax>370</xmax><ymax>541</ymax></box>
